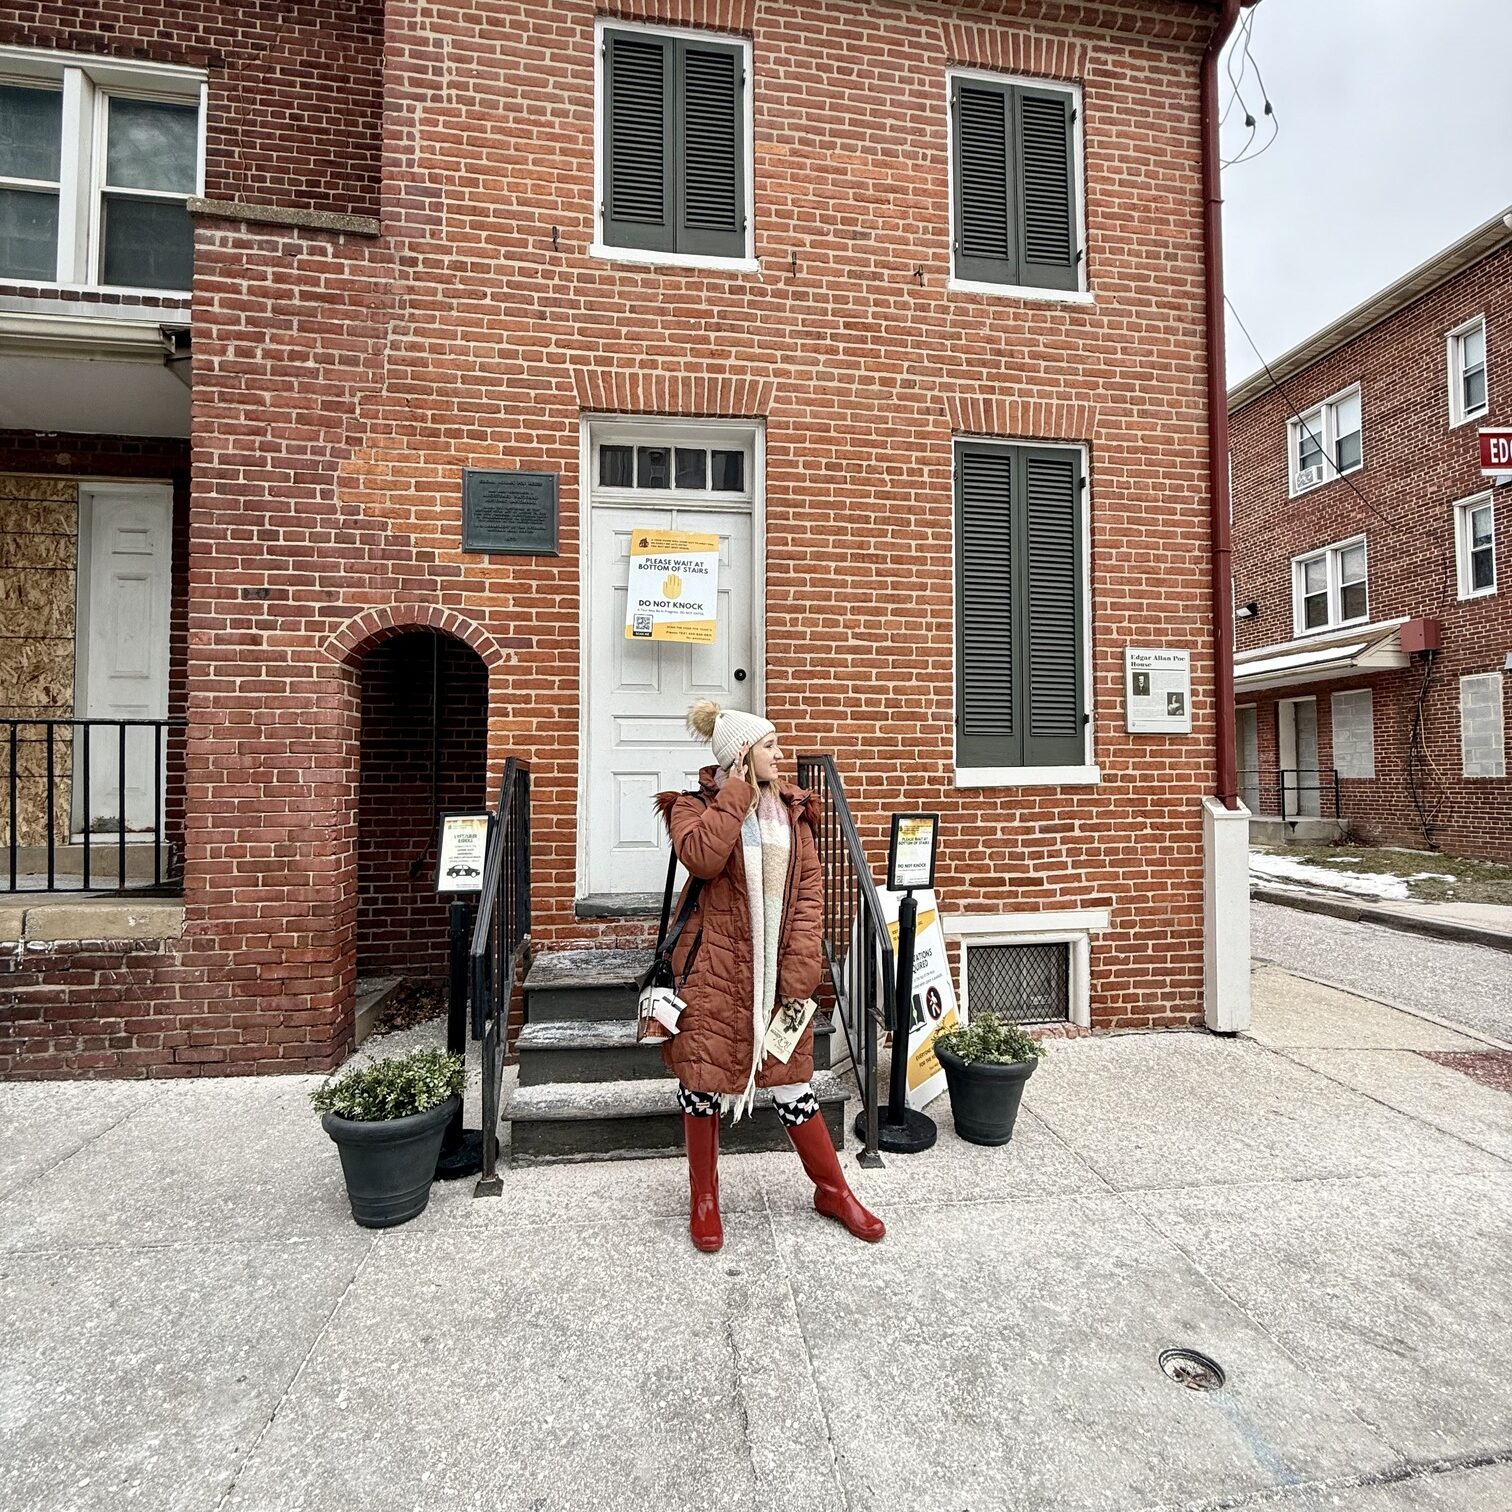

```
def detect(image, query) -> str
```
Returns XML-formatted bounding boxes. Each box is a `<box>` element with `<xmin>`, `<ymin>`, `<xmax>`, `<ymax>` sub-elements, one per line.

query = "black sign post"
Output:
<box><xmin>867</xmin><ymin>815</ymin><xmax>940</xmax><ymax>1154</ymax></box>
<box><xmin>434</xmin><ymin>811</ymin><xmax>491</xmax><ymax>1181</ymax></box>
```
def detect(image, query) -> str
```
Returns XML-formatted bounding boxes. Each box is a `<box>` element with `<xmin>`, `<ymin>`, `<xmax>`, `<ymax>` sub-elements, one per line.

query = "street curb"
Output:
<box><xmin>1251</xmin><ymin>885</ymin><xmax>1512</xmax><ymax>956</ymax></box>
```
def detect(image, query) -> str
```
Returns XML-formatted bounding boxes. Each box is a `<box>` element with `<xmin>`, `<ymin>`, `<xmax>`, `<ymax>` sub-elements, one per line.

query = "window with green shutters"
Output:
<box><xmin>950</xmin><ymin>73</ymin><xmax>1082</xmax><ymax>293</ymax></box>
<box><xmin>601</xmin><ymin>27</ymin><xmax>748</xmax><ymax>261</ymax></box>
<box><xmin>955</xmin><ymin>441</ymin><xmax>1088</xmax><ymax>769</ymax></box>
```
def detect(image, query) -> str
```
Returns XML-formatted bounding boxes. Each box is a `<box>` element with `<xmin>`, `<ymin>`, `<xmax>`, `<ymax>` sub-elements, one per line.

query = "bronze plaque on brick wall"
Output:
<box><xmin>461</xmin><ymin>469</ymin><xmax>559</xmax><ymax>555</ymax></box>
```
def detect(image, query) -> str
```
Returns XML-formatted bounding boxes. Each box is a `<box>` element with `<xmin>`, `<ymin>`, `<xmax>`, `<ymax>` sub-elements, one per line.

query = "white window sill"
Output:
<box><xmin>947</xmin><ymin>276</ymin><xmax>1093</xmax><ymax>305</ymax></box>
<box><xmin>0</xmin><ymin>278</ymin><xmax>191</xmax><ymax>302</ymax></box>
<box><xmin>954</xmin><ymin>764</ymin><xmax>1100</xmax><ymax>788</ymax></box>
<box><xmin>1458</xmin><ymin>585</ymin><xmax>1498</xmax><ymax>602</ymax></box>
<box><xmin>944</xmin><ymin>907</ymin><xmax>1110</xmax><ymax>936</ymax></box>
<box><xmin>1449</xmin><ymin>410</ymin><xmax>1490</xmax><ymax>430</ymax></box>
<box><xmin>589</xmin><ymin>243</ymin><xmax>759</xmax><ymax>274</ymax></box>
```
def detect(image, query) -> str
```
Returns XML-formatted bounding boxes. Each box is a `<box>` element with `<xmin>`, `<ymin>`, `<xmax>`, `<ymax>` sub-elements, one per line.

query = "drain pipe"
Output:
<box><xmin>1201</xmin><ymin>0</ymin><xmax>1255</xmax><ymax>810</ymax></box>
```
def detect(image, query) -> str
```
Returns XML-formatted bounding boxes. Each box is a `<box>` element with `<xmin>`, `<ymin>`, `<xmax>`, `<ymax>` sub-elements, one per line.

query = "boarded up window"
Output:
<box><xmin>1331</xmin><ymin>689</ymin><xmax>1375</xmax><ymax>779</ymax></box>
<box><xmin>1459</xmin><ymin>673</ymin><xmax>1506</xmax><ymax>779</ymax></box>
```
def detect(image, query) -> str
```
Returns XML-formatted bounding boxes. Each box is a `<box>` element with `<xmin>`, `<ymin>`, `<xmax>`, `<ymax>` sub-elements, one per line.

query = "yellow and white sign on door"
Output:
<box><xmin>625</xmin><ymin>529</ymin><xmax>721</xmax><ymax>644</ymax></box>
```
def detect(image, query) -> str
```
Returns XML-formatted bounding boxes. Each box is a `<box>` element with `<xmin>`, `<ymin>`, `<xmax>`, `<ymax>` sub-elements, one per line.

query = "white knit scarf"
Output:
<box><xmin>716</xmin><ymin>772</ymin><xmax>791</xmax><ymax>1123</ymax></box>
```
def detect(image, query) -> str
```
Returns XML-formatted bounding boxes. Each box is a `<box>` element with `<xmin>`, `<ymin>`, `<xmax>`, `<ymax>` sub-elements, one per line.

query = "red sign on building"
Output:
<box><xmin>1481</xmin><ymin>427</ymin><xmax>1512</xmax><ymax>473</ymax></box>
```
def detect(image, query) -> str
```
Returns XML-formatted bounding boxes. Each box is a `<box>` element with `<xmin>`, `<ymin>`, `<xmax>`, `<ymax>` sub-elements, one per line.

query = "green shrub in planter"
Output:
<box><xmin>933</xmin><ymin>1012</ymin><xmax>1044</xmax><ymax>1146</ymax></box>
<box><xmin>313</xmin><ymin>1049</ymin><xmax>465</xmax><ymax>1228</ymax></box>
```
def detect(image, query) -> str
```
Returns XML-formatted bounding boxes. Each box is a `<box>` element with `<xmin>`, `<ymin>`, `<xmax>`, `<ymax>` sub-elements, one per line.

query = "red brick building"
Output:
<box><xmin>1229</xmin><ymin>210</ymin><xmax>1512</xmax><ymax>862</ymax></box>
<box><xmin>2</xmin><ymin>0</ymin><xmax>1253</xmax><ymax>1084</ymax></box>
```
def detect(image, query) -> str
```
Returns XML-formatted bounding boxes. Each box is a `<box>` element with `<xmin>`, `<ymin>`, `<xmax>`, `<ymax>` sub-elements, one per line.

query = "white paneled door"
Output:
<box><xmin>78</xmin><ymin>486</ymin><xmax>172</xmax><ymax>833</ymax></box>
<box><xmin>584</xmin><ymin>504</ymin><xmax>756</xmax><ymax>898</ymax></box>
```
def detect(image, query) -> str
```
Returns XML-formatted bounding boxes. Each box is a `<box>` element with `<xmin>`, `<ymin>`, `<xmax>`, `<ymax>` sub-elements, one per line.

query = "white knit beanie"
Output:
<box><xmin>686</xmin><ymin>699</ymin><xmax>776</xmax><ymax>772</ymax></box>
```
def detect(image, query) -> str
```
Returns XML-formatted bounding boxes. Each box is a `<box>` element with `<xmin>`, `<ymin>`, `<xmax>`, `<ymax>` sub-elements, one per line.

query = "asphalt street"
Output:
<box><xmin>1252</xmin><ymin>900</ymin><xmax>1512</xmax><ymax>1045</ymax></box>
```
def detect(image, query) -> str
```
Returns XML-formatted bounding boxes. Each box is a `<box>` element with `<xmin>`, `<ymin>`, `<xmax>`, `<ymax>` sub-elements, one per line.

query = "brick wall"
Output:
<box><xmin>1231</xmin><ymin>242</ymin><xmax>1512</xmax><ymax>860</ymax></box>
<box><xmin>6</xmin><ymin>0</ymin><xmax>1230</xmax><ymax>1076</ymax></box>
<box><xmin>0</xmin><ymin>0</ymin><xmax>382</xmax><ymax>221</ymax></box>
<box><xmin>357</xmin><ymin>631</ymin><xmax>490</xmax><ymax>977</ymax></box>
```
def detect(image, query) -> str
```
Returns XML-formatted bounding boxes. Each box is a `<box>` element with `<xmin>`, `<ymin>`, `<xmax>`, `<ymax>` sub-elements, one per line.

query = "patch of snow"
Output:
<box><xmin>1250</xmin><ymin>853</ymin><xmax>1411</xmax><ymax>900</ymax></box>
<box><xmin>1330</xmin><ymin>856</ymin><xmax>1362</xmax><ymax>863</ymax></box>
<box><xmin>1405</xmin><ymin>872</ymin><xmax>1457</xmax><ymax>885</ymax></box>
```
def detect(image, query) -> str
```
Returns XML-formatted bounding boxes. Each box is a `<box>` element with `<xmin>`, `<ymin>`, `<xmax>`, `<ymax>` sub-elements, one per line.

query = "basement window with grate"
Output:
<box><xmin>597</xmin><ymin>22</ymin><xmax>751</xmax><ymax>266</ymax></box>
<box><xmin>965</xmin><ymin>941</ymin><xmax>1072</xmax><ymax>1025</ymax></box>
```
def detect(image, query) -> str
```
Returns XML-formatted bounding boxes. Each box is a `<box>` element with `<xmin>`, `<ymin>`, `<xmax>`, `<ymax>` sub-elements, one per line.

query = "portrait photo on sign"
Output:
<box><xmin>1133</xmin><ymin>671</ymin><xmax>1151</xmax><ymax>696</ymax></box>
<box><xmin>1167</xmin><ymin>692</ymin><xmax>1186</xmax><ymax>716</ymax></box>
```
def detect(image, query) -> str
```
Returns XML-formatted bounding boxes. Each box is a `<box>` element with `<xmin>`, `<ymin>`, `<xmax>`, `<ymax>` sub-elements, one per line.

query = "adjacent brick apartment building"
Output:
<box><xmin>2</xmin><ymin>0</ymin><xmax>1252</xmax><ymax>1083</ymax></box>
<box><xmin>1229</xmin><ymin>209</ymin><xmax>1512</xmax><ymax>862</ymax></box>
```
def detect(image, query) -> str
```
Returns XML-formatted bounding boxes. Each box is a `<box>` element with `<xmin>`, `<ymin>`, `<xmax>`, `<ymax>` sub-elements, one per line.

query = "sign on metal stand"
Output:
<box><xmin>434</xmin><ymin>810</ymin><xmax>491</xmax><ymax>1180</ymax></box>
<box><xmin>859</xmin><ymin>814</ymin><xmax>941</xmax><ymax>1155</ymax></box>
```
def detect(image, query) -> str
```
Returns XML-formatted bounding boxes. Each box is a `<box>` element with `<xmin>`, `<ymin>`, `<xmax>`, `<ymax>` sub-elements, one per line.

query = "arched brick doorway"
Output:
<box><xmin>355</xmin><ymin>629</ymin><xmax>489</xmax><ymax>977</ymax></box>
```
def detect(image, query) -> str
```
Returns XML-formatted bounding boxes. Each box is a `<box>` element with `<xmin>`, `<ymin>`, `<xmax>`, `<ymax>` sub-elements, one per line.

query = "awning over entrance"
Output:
<box><xmin>1234</xmin><ymin>617</ymin><xmax>1410</xmax><ymax>695</ymax></box>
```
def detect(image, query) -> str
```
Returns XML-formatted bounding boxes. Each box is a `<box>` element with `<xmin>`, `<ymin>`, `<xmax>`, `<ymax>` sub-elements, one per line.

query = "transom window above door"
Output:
<box><xmin>589</xmin><ymin>424</ymin><xmax>756</xmax><ymax>506</ymax></box>
<box><xmin>0</xmin><ymin>49</ymin><xmax>205</xmax><ymax>291</ymax></box>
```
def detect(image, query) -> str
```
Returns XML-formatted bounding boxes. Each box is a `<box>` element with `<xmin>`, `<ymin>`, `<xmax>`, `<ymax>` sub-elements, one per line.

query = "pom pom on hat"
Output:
<box><xmin>686</xmin><ymin>699</ymin><xmax>777</xmax><ymax>772</ymax></box>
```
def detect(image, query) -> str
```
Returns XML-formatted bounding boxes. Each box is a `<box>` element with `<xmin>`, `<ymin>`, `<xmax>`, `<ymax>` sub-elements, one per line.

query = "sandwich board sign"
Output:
<box><xmin>875</xmin><ymin>886</ymin><xmax>963</xmax><ymax>1111</ymax></box>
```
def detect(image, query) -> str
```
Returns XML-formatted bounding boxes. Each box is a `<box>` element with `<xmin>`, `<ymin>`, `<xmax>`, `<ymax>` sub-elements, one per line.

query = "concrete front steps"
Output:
<box><xmin>1250</xmin><ymin>816</ymin><xmax>1351</xmax><ymax>846</ymax></box>
<box><xmin>504</xmin><ymin>947</ymin><xmax>848</xmax><ymax>1164</ymax></box>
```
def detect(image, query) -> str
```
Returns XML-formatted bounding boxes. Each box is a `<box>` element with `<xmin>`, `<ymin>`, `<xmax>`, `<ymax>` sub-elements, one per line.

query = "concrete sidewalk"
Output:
<box><xmin>3</xmin><ymin>971</ymin><xmax>1512</xmax><ymax>1511</ymax></box>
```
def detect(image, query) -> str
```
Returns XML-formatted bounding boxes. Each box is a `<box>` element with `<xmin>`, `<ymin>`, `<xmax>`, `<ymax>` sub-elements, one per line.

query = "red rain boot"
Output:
<box><xmin>683</xmin><ymin>1112</ymin><xmax>724</xmax><ymax>1253</ymax></box>
<box><xmin>786</xmin><ymin>1116</ymin><xmax>885</xmax><ymax>1242</ymax></box>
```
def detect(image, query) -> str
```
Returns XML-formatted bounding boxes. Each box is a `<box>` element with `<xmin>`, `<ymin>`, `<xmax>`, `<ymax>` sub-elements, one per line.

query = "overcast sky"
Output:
<box><xmin>1218</xmin><ymin>0</ymin><xmax>1512</xmax><ymax>386</ymax></box>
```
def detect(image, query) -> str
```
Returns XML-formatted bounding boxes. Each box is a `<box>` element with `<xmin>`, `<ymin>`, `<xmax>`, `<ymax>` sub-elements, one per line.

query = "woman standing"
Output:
<box><xmin>654</xmin><ymin>700</ymin><xmax>885</xmax><ymax>1253</ymax></box>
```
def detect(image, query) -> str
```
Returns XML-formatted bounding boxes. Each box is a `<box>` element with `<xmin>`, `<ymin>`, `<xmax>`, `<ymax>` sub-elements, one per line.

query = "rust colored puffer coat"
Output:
<box><xmin>652</xmin><ymin>764</ymin><xmax>823</xmax><ymax>1094</ymax></box>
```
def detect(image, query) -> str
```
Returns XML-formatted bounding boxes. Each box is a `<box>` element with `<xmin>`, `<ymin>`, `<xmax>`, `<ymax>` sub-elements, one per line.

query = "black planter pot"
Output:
<box><xmin>321</xmin><ymin>1095</ymin><xmax>460</xmax><ymax>1228</ymax></box>
<box><xmin>937</xmin><ymin>1046</ymin><xmax>1037</xmax><ymax>1146</ymax></box>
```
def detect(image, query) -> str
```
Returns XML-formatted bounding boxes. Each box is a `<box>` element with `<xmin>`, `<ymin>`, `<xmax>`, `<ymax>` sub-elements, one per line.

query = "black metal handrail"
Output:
<box><xmin>468</xmin><ymin>757</ymin><xmax>531</xmax><ymax>1195</ymax></box>
<box><xmin>1237</xmin><ymin>765</ymin><xmax>1343</xmax><ymax>823</ymax></box>
<box><xmin>4</xmin><ymin>718</ymin><xmax>185</xmax><ymax>893</ymax></box>
<box><xmin>796</xmin><ymin>754</ymin><xmax>889</xmax><ymax>1167</ymax></box>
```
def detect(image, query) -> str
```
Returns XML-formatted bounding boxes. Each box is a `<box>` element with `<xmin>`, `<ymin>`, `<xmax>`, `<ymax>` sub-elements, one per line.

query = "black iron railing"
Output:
<box><xmin>4</xmin><ymin>718</ymin><xmax>184</xmax><ymax>893</ymax></box>
<box><xmin>796</xmin><ymin>754</ymin><xmax>889</xmax><ymax>1168</ymax></box>
<box><xmin>1238</xmin><ymin>765</ymin><xmax>1343</xmax><ymax>823</ymax></box>
<box><xmin>468</xmin><ymin>757</ymin><xmax>531</xmax><ymax>1195</ymax></box>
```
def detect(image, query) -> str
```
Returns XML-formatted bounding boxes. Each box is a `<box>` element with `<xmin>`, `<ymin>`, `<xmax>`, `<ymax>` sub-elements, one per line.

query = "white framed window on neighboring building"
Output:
<box><xmin>0</xmin><ymin>48</ymin><xmax>205</xmax><ymax>292</ymax></box>
<box><xmin>1447</xmin><ymin>316</ymin><xmax>1489</xmax><ymax>428</ymax></box>
<box><xmin>1293</xmin><ymin>536</ymin><xmax>1368</xmax><ymax>635</ymax></box>
<box><xmin>592</xmin><ymin>19</ymin><xmax>755</xmax><ymax>271</ymax></box>
<box><xmin>1454</xmin><ymin>492</ymin><xmax>1496</xmax><ymax>599</ymax></box>
<box><xmin>1288</xmin><ymin>385</ymin><xmax>1363</xmax><ymax>496</ymax></box>
<box><xmin>1459</xmin><ymin>673</ymin><xmax>1506</xmax><ymax>779</ymax></box>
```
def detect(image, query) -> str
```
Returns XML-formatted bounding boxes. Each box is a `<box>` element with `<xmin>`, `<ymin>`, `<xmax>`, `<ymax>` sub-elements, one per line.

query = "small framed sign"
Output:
<box><xmin>435</xmin><ymin>810</ymin><xmax>492</xmax><ymax>894</ymax></box>
<box><xmin>461</xmin><ymin>469</ymin><xmax>559</xmax><ymax>555</ymax></box>
<box><xmin>1124</xmin><ymin>647</ymin><xmax>1193</xmax><ymax>734</ymax></box>
<box><xmin>887</xmin><ymin>813</ymin><xmax>939</xmax><ymax>893</ymax></box>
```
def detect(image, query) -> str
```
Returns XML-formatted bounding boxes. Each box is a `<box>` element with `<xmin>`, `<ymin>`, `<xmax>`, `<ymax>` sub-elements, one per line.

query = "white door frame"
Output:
<box><xmin>575</xmin><ymin>415</ymin><xmax>767</xmax><ymax>902</ymax></box>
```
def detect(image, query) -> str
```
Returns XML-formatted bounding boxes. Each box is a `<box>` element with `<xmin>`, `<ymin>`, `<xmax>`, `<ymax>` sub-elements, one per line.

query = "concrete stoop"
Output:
<box><xmin>505</xmin><ymin>947</ymin><xmax>846</xmax><ymax>1163</ymax></box>
<box><xmin>1249</xmin><ymin>816</ymin><xmax>1350</xmax><ymax>846</ymax></box>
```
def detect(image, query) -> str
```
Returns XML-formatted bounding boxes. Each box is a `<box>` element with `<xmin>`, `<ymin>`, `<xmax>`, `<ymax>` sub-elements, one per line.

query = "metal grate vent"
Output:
<box><xmin>966</xmin><ymin>941</ymin><xmax>1070</xmax><ymax>1025</ymax></box>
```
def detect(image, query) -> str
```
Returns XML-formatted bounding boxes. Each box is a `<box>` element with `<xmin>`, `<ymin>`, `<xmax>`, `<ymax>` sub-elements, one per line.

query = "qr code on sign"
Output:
<box><xmin>632</xmin><ymin>614</ymin><xmax>653</xmax><ymax>638</ymax></box>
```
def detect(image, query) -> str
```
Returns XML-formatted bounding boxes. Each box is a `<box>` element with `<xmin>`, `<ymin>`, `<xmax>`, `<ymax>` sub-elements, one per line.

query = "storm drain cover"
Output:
<box><xmin>1159</xmin><ymin>1348</ymin><xmax>1226</xmax><ymax>1391</ymax></box>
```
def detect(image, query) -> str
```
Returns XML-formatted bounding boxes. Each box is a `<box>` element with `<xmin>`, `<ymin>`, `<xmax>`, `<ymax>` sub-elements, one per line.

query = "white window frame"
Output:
<box><xmin>944</xmin><ymin>68</ymin><xmax>1092</xmax><ymax>305</ymax></box>
<box><xmin>1454</xmin><ymin>490</ymin><xmax>1496</xmax><ymax>600</ymax></box>
<box><xmin>1287</xmin><ymin>384</ymin><xmax>1363</xmax><ymax>497</ymax></box>
<box><xmin>590</xmin><ymin>17</ymin><xmax>757</xmax><ymax>274</ymax></box>
<box><xmin>945</xmin><ymin>910</ymin><xmax>1111</xmax><ymax>1031</ymax></box>
<box><xmin>1447</xmin><ymin>315</ymin><xmax>1489</xmax><ymax>428</ymax></box>
<box><xmin>1291</xmin><ymin>535</ymin><xmax>1369</xmax><ymax>637</ymax></box>
<box><xmin>0</xmin><ymin>46</ymin><xmax>206</xmax><ymax>295</ymax></box>
<box><xmin>951</xmin><ymin>435</ymin><xmax>1097</xmax><ymax>788</ymax></box>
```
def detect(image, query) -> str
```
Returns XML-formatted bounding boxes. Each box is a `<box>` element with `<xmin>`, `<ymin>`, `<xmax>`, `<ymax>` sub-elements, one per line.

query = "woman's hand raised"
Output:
<box><xmin>731</xmin><ymin>743</ymin><xmax>753</xmax><ymax>784</ymax></box>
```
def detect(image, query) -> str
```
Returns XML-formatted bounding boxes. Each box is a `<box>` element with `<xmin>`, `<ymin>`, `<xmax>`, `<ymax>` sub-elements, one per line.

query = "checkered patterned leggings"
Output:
<box><xmin>677</xmin><ymin>1082</ymin><xmax>820</xmax><ymax>1128</ymax></box>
